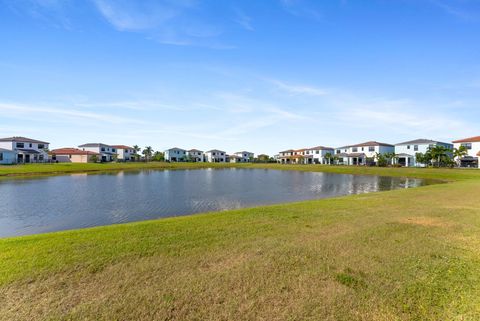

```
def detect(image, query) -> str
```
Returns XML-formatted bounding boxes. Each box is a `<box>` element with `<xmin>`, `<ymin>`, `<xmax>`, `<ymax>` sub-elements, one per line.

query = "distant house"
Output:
<box><xmin>278</xmin><ymin>146</ymin><xmax>334</xmax><ymax>164</ymax></box>
<box><xmin>78</xmin><ymin>143</ymin><xmax>116</xmax><ymax>162</ymax></box>
<box><xmin>305</xmin><ymin>146</ymin><xmax>335</xmax><ymax>164</ymax></box>
<box><xmin>50</xmin><ymin>148</ymin><xmax>99</xmax><ymax>163</ymax></box>
<box><xmin>395</xmin><ymin>139</ymin><xmax>453</xmax><ymax>167</ymax></box>
<box><xmin>112</xmin><ymin>145</ymin><xmax>135</xmax><ymax>161</ymax></box>
<box><xmin>0</xmin><ymin>148</ymin><xmax>17</xmax><ymax>164</ymax></box>
<box><xmin>335</xmin><ymin>141</ymin><xmax>394</xmax><ymax>166</ymax></box>
<box><xmin>164</xmin><ymin>148</ymin><xmax>186</xmax><ymax>162</ymax></box>
<box><xmin>452</xmin><ymin>136</ymin><xmax>480</xmax><ymax>168</ymax></box>
<box><xmin>233</xmin><ymin>151</ymin><xmax>254</xmax><ymax>163</ymax></box>
<box><xmin>186</xmin><ymin>149</ymin><xmax>204</xmax><ymax>162</ymax></box>
<box><xmin>256</xmin><ymin>154</ymin><xmax>270</xmax><ymax>162</ymax></box>
<box><xmin>205</xmin><ymin>150</ymin><xmax>226</xmax><ymax>162</ymax></box>
<box><xmin>0</xmin><ymin>136</ymin><xmax>49</xmax><ymax>163</ymax></box>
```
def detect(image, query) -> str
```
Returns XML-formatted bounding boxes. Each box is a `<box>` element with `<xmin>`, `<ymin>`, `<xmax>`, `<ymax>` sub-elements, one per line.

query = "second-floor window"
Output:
<box><xmin>461</xmin><ymin>143</ymin><xmax>472</xmax><ymax>150</ymax></box>
<box><xmin>38</xmin><ymin>144</ymin><xmax>45</xmax><ymax>149</ymax></box>
<box><xmin>352</xmin><ymin>147</ymin><xmax>358</xmax><ymax>152</ymax></box>
<box><xmin>414</xmin><ymin>145</ymin><xmax>419</xmax><ymax>151</ymax></box>
<box><xmin>369</xmin><ymin>146</ymin><xmax>375</xmax><ymax>152</ymax></box>
<box><xmin>16</xmin><ymin>143</ymin><xmax>24</xmax><ymax>148</ymax></box>
<box><xmin>101</xmin><ymin>148</ymin><xmax>105</xmax><ymax>151</ymax></box>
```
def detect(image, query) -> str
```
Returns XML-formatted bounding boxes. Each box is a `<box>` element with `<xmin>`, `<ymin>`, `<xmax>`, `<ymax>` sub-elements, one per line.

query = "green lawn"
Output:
<box><xmin>1</xmin><ymin>165</ymin><xmax>480</xmax><ymax>320</ymax></box>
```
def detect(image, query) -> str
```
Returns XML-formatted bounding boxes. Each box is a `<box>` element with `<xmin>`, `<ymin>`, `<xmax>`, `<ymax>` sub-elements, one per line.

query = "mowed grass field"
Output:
<box><xmin>1</xmin><ymin>164</ymin><xmax>480</xmax><ymax>320</ymax></box>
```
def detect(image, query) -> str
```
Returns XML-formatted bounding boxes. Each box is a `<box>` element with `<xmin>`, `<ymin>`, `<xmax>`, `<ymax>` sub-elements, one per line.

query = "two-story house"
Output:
<box><xmin>164</xmin><ymin>148</ymin><xmax>186</xmax><ymax>162</ymax></box>
<box><xmin>78</xmin><ymin>143</ymin><xmax>117</xmax><ymax>162</ymax></box>
<box><xmin>304</xmin><ymin>146</ymin><xmax>335</xmax><ymax>164</ymax></box>
<box><xmin>186</xmin><ymin>149</ymin><xmax>204</xmax><ymax>162</ymax></box>
<box><xmin>452</xmin><ymin>136</ymin><xmax>480</xmax><ymax>168</ymax></box>
<box><xmin>335</xmin><ymin>141</ymin><xmax>394</xmax><ymax>166</ymax></box>
<box><xmin>205</xmin><ymin>150</ymin><xmax>226</xmax><ymax>162</ymax></box>
<box><xmin>233</xmin><ymin>151</ymin><xmax>254</xmax><ymax>163</ymax></box>
<box><xmin>0</xmin><ymin>136</ymin><xmax>49</xmax><ymax>163</ymax></box>
<box><xmin>395</xmin><ymin>139</ymin><xmax>453</xmax><ymax>167</ymax></box>
<box><xmin>112</xmin><ymin>145</ymin><xmax>136</xmax><ymax>161</ymax></box>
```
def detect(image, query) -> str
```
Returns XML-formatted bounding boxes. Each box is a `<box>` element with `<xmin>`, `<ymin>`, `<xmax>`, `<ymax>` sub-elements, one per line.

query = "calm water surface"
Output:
<box><xmin>0</xmin><ymin>168</ymin><xmax>433</xmax><ymax>237</ymax></box>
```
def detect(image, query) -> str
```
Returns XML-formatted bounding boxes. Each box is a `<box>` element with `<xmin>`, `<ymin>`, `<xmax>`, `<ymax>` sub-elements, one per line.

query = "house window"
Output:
<box><xmin>461</xmin><ymin>143</ymin><xmax>472</xmax><ymax>150</ymax></box>
<box><xmin>316</xmin><ymin>151</ymin><xmax>319</xmax><ymax>154</ymax></box>
<box><xmin>38</xmin><ymin>144</ymin><xmax>45</xmax><ymax>149</ymax></box>
<box><xmin>361</xmin><ymin>147</ymin><xmax>364</xmax><ymax>151</ymax></box>
<box><xmin>0</xmin><ymin>153</ymin><xmax>3</xmax><ymax>161</ymax></box>
<box><xmin>352</xmin><ymin>147</ymin><xmax>358</xmax><ymax>152</ymax></box>
<box><xmin>112</xmin><ymin>149</ymin><xmax>116</xmax><ymax>152</ymax></box>
<box><xmin>407</xmin><ymin>145</ymin><xmax>410</xmax><ymax>149</ymax></box>
<box><xmin>369</xmin><ymin>146</ymin><xmax>375</xmax><ymax>152</ymax></box>
<box><xmin>16</xmin><ymin>143</ymin><xmax>24</xmax><ymax>148</ymax></box>
<box><xmin>39</xmin><ymin>155</ymin><xmax>44</xmax><ymax>161</ymax></box>
<box><xmin>29</xmin><ymin>143</ymin><xmax>32</xmax><ymax>147</ymax></box>
<box><xmin>414</xmin><ymin>145</ymin><xmax>419</xmax><ymax>151</ymax></box>
<box><xmin>336</xmin><ymin>150</ymin><xmax>340</xmax><ymax>154</ymax></box>
<box><xmin>101</xmin><ymin>148</ymin><xmax>105</xmax><ymax>152</ymax></box>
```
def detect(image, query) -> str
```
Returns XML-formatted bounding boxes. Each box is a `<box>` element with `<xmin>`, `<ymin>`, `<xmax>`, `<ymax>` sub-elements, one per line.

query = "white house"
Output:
<box><xmin>186</xmin><ymin>149</ymin><xmax>204</xmax><ymax>162</ymax></box>
<box><xmin>112</xmin><ymin>145</ymin><xmax>136</xmax><ymax>161</ymax></box>
<box><xmin>50</xmin><ymin>148</ymin><xmax>100</xmax><ymax>163</ymax></box>
<box><xmin>0</xmin><ymin>148</ymin><xmax>17</xmax><ymax>164</ymax></box>
<box><xmin>233</xmin><ymin>151</ymin><xmax>254</xmax><ymax>163</ymax></box>
<box><xmin>0</xmin><ymin>136</ymin><xmax>49</xmax><ymax>163</ymax></box>
<box><xmin>304</xmin><ymin>146</ymin><xmax>335</xmax><ymax>164</ymax></box>
<box><xmin>335</xmin><ymin>141</ymin><xmax>394</xmax><ymax>166</ymax></box>
<box><xmin>452</xmin><ymin>136</ymin><xmax>480</xmax><ymax>168</ymax></box>
<box><xmin>395</xmin><ymin>139</ymin><xmax>453</xmax><ymax>167</ymax></box>
<box><xmin>205</xmin><ymin>150</ymin><xmax>226</xmax><ymax>162</ymax></box>
<box><xmin>164</xmin><ymin>147</ymin><xmax>186</xmax><ymax>162</ymax></box>
<box><xmin>78</xmin><ymin>143</ymin><xmax>117</xmax><ymax>162</ymax></box>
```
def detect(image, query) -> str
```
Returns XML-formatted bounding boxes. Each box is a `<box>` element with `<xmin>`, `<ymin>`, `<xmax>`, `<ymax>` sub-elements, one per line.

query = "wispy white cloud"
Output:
<box><xmin>233</xmin><ymin>8</ymin><xmax>254</xmax><ymax>31</ymax></box>
<box><xmin>269</xmin><ymin>79</ymin><xmax>328</xmax><ymax>96</ymax></box>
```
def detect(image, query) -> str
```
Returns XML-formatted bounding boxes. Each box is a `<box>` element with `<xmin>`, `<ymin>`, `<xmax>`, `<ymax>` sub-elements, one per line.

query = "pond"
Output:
<box><xmin>0</xmin><ymin>168</ymin><xmax>434</xmax><ymax>237</ymax></box>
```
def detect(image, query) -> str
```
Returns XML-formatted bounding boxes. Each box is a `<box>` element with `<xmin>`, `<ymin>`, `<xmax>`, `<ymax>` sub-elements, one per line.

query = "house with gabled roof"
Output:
<box><xmin>0</xmin><ymin>136</ymin><xmax>49</xmax><ymax>163</ymax></box>
<box><xmin>205</xmin><ymin>149</ymin><xmax>226</xmax><ymax>162</ymax></box>
<box><xmin>78</xmin><ymin>143</ymin><xmax>116</xmax><ymax>162</ymax></box>
<box><xmin>452</xmin><ymin>136</ymin><xmax>480</xmax><ymax>168</ymax></box>
<box><xmin>186</xmin><ymin>149</ymin><xmax>204</xmax><ymax>162</ymax></box>
<box><xmin>50</xmin><ymin>148</ymin><xmax>99</xmax><ymax>163</ymax></box>
<box><xmin>395</xmin><ymin>139</ymin><xmax>453</xmax><ymax>167</ymax></box>
<box><xmin>164</xmin><ymin>147</ymin><xmax>186</xmax><ymax>162</ymax></box>
<box><xmin>334</xmin><ymin>141</ymin><xmax>394</xmax><ymax>166</ymax></box>
<box><xmin>233</xmin><ymin>151</ymin><xmax>254</xmax><ymax>163</ymax></box>
<box><xmin>112</xmin><ymin>145</ymin><xmax>136</xmax><ymax>161</ymax></box>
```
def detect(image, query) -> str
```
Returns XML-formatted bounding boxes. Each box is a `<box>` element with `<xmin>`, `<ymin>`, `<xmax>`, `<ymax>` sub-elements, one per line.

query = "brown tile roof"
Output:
<box><xmin>350</xmin><ymin>141</ymin><xmax>394</xmax><ymax>147</ymax></box>
<box><xmin>453</xmin><ymin>136</ymin><xmax>480</xmax><ymax>143</ymax></box>
<box><xmin>112</xmin><ymin>145</ymin><xmax>133</xmax><ymax>150</ymax></box>
<box><xmin>51</xmin><ymin>148</ymin><xmax>99</xmax><ymax>155</ymax></box>
<box><xmin>0</xmin><ymin>136</ymin><xmax>49</xmax><ymax>144</ymax></box>
<box><xmin>308</xmin><ymin>146</ymin><xmax>335</xmax><ymax>150</ymax></box>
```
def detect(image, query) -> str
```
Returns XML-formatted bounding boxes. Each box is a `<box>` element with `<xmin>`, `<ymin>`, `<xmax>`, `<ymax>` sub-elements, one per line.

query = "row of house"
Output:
<box><xmin>277</xmin><ymin>136</ymin><xmax>480</xmax><ymax>168</ymax></box>
<box><xmin>164</xmin><ymin>148</ymin><xmax>254</xmax><ymax>163</ymax></box>
<box><xmin>0</xmin><ymin>136</ymin><xmax>255</xmax><ymax>164</ymax></box>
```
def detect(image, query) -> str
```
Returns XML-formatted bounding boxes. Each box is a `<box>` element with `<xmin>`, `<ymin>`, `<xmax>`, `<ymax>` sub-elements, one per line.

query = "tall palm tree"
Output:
<box><xmin>142</xmin><ymin>146</ymin><xmax>153</xmax><ymax>162</ymax></box>
<box><xmin>453</xmin><ymin>145</ymin><xmax>468</xmax><ymax>167</ymax></box>
<box><xmin>428</xmin><ymin>145</ymin><xmax>452</xmax><ymax>167</ymax></box>
<box><xmin>133</xmin><ymin>145</ymin><xmax>141</xmax><ymax>161</ymax></box>
<box><xmin>325</xmin><ymin>152</ymin><xmax>333</xmax><ymax>165</ymax></box>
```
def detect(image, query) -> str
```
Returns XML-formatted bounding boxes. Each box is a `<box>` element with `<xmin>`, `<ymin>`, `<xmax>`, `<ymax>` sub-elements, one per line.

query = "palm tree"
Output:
<box><xmin>133</xmin><ymin>145</ymin><xmax>141</xmax><ymax>161</ymax></box>
<box><xmin>453</xmin><ymin>145</ymin><xmax>468</xmax><ymax>167</ymax></box>
<box><xmin>428</xmin><ymin>145</ymin><xmax>452</xmax><ymax>167</ymax></box>
<box><xmin>325</xmin><ymin>152</ymin><xmax>333</xmax><ymax>165</ymax></box>
<box><xmin>142</xmin><ymin>146</ymin><xmax>153</xmax><ymax>162</ymax></box>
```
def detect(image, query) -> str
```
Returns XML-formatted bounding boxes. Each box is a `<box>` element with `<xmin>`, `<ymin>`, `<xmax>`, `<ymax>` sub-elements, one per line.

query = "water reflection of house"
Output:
<box><xmin>452</xmin><ymin>136</ymin><xmax>480</xmax><ymax>168</ymax></box>
<box><xmin>0</xmin><ymin>136</ymin><xmax>49</xmax><ymax>164</ymax></box>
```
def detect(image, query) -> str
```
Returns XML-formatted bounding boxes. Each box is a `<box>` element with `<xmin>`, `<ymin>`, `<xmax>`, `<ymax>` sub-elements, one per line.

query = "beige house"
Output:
<box><xmin>50</xmin><ymin>148</ymin><xmax>100</xmax><ymax>163</ymax></box>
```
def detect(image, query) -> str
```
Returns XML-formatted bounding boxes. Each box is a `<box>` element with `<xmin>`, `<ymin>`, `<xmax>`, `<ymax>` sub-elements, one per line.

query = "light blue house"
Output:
<box><xmin>0</xmin><ymin>148</ymin><xmax>17</xmax><ymax>164</ymax></box>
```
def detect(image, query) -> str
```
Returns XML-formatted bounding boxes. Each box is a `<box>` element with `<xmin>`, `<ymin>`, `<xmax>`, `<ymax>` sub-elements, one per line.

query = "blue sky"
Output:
<box><xmin>1</xmin><ymin>0</ymin><xmax>480</xmax><ymax>155</ymax></box>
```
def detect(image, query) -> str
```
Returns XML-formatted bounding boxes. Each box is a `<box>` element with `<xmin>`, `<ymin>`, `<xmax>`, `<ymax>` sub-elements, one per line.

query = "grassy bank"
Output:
<box><xmin>1</xmin><ymin>166</ymin><xmax>480</xmax><ymax>320</ymax></box>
